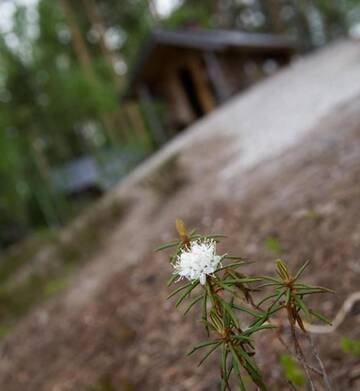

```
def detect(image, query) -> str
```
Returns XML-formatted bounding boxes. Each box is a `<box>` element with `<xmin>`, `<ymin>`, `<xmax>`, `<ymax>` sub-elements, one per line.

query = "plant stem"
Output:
<box><xmin>289</xmin><ymin>322</ymin><xmax>316</xmax><ymax>391</ymax></box>
<box><xmin>306</xmin><ymin>333</ymin><xmax>333</xmax><ymax>391</ymax></box>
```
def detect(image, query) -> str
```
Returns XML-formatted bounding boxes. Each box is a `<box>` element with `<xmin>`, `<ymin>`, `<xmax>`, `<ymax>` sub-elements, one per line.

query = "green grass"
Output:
<box><xmin>0</xmin><ymin>228</ymin><xmax>57</xmax><ymax>283</ymax></box>
<box><xmin>280</xmin><ymin>354</ymin><xmax>306</xmax><ymax>387</ymax></box>
<box><xmin>264</xmin><ymin>236</ymin><xmax>282</xmax><ymax>255</ymax></box>
<box><xmin>340</xmin><ymin>336</ymin><xmax>360</xmax><ymax>357</ymax></box>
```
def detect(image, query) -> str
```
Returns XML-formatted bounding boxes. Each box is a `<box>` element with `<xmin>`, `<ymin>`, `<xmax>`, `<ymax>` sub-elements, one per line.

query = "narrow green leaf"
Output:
<box><xmin>205</xmin><ymin>234</ymin><xmax>228</xmax><ymax>239</ymax></box>
<box><xmin>167</xmin><ymin>281</ymin><xmax>193</xmax><ymax>299</ymax></box>
<box><xmin>268</xmin><ymin>289</ymin><xmax>286</xmax><ymax>312</ymax></box>
<box><xmin>294</xmin><ymin>296</ymin><xmax>310</xmax><ymax>320</ymax></box>
<box><xmin>237</xmin><ymin>349</ymin><xmax>258</xmax><ymax>377</ymax></box>
<box><xmin>256</xmin><ymin>292</ymin><xmax>280</xmax><ymax>308</ymax></box>
<box><xmin>189</xmin><ymin>228</ymin><xmax>197</xmax><ymax>236</ymax></box>
<box><xmin>228</xmin><ymin>344</ymin><xmax>246</xmax><ymax>391</ymax></box>
<box><xmin>276</xmin><ymin>259</ymin><xmax>290</xmax><ymax>280</ymax></box>
<box><xmin>219</xmin><ymin>298</ymin><xmax>240</xmax><ymax>328</ymax></box>
<box><xmin>215</xmin><ymin>261</ymin><xmax>250</xmax><ymax>273</ymax></box>
<box><xmin>197</xmin><ymin>341</ymin><xmax>221</xmax><ymax>366</ymax></box>
<box><xmin>244</xmin><ymin>323</ymin><xmax>277</xmax><ymax>336</ymax></box>
<box><xmin>309</xmin><ymin>309</ymin><xmax>332</xmax><ymax>325</ymax></box>
<box><xmin>155</xmin><ymin>240</ymin><xmax>180</xmax><ymax>251</ymax></box>
<box><xmin>217</xmin><ymin>281</ymin><xmax>236</xmax><ymax>295</ymax></box>
<box><xmin>175</xmin><ymin>281</ymin><xmax>199</xmax><ymax>307</ymax></box>
<box><xmin>202</xmin><ymin>290</ymin><xmax>209</xmax><ymax>336</ymax></box>
<box><xmin>231</xmin><ymin>303</ymin><xmax>263</xmax><ymax>318</ymax></box>
<box><xmin>224</xmin><ymin>255</ymin><xmax>248</xmax><ymax>260</ymax></box>
<box><xmin>166</xmin><ymin>274</ymin><xmax>178</xmax><ymax>287</ymax></box>
<box><xmin>294</xmin><ymin>259</ymin><xmax>311</xmax><ymax>280</ymax></box>
<box><xmin>223</xmin><ymin>278</ymin><xmax>263</xmax><ymax>284</ymax></box>
<box><xmin>294</xmin><ymin>287</ymin><xmax>334</xmax><ymax>295</ymax></box>
<box><xmin>221</xmin><ymin>343</ymin><xmax>227</xmax><ymax>373</ymax></box>
<box><xmin>258</xmin><ymin>276</ymin><xmax>282</xmax><ymax>283</ymax></box>
<box><xmin>221</xmin><ymin>343</ymin><xmax>230</xmax><ymax>391</ymax></box>
<box><xmin>239</xmin><ymin>350</ymin><xmax>267</xmax><ymax>390</ymax></box>
<box><xmin>187</xmin><ymin>339</ymin><xmax>220</xmax><ymax>356</ymax></box>
<box><xmin>256</xmin><ymin>282</ymin><xmax>282</xmax><ymax>289</ymax></box>
<box><xmin>285</xmin><ymin>288</ymin><xmax>291</xmax><ymax>306</ymax></box>
<box><xmin>183</xmin><ymin>294</ymin><xmax>204</xmax><ymax>315</ymax></box>
<box><xmin>232</xmin><ymin>334</ymin><xmax>252</xmax><ymax>343</ymax></box>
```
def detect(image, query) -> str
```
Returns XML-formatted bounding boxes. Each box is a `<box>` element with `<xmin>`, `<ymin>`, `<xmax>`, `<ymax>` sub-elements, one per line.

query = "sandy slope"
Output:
<box><xmin>0</xmin><ymin>40</ymin><xmax>360</xmax><ymax>390</ymax></box>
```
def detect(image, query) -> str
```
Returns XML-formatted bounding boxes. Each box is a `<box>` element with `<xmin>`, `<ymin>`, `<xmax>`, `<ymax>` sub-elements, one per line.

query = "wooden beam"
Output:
<box><xmin>187</xmin><ymin>56</ymin><xmax>215</xmax><ymax>114</ymax></box>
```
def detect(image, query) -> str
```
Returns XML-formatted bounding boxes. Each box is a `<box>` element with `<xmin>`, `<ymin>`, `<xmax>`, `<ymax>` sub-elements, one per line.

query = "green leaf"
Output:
<box><xmin>166</xmin><ymin>274</ymin><xmax>178</xmax><ymax>287</ymax></box>
<box><xmin>294</xmin><ymin>259</ymin><xmax>311</xmax><ymax>281</ymax></box>
<box><xmin>197</xmin><ymin>341</ymin><xmax>222</xmax><ymax>366</ymax></box>
<box><xmin>294</xmin><ymin>296</ymin><xmax>310</xmax><ymax>320</ymax></box>
<box><xmin>216</xmin><ymin>281</ymin><xmax>236</xmax><ymax>295</ymax></box>
<box><xmin>183</xmin><ymin>294</ymin><xmax>204</xmax><ymax>315</ymax></box>
<box><xmin>229</xmin><ymin>345</ymin><xmax>247</xmax><ymax>391</ymax></box>
<box><xmin>175</xmin><ymin>281</ymin><xmax>200</xmax><ymax>307</ymax></box>
<box><xmin>202</xmin><ymin>291</ymin><xmax>209</xmax><ymax>336</ymax></box>
<box><xmin>154</xmin><ymin>240</ymin><xmax>180</xmax><ymax>252</ymax></box>
<box><xmin>167</xmin><ymin>281</ymin><xmax>193</xmax><ymax>299</ymax></box>
<box><xmin>244</xmin><ymin>323</ymin><xmax>277</xmax><ymax>336</ymax></box>
<box><xmin>294</xmin><ymin>286</ymin><xmax>334</xmax><ymax>295</ymax></box>
<box><xmin>223</xmin><ymin>255</ymin><xmax>248</xmax><ymax>260</ymax></box>
<box><xmin>189</xmin><ymin>228</ymin><xmax>197</xmax><ymax>236</ymax></box>
<box><xmin>340</xmin><ymin>337</ymin><xmax>360</xmax><ymax>357</ymax></box>
<box><xmin>309</xmin><ymin>309</ymin><xmax>332</xmax><ymax>325</ymax></box>
<box><xmin>187</xmin><ymin>339</ymin><xmax>220</xmax><ymax>356</ymax></box>
<box><xmin>285</xmin><ymin>288</ymin><xmax>291</xmax><ymax>306</ymax></box>
<box><xmin>265</xmin><ymin>236</ymin><xmax>282</xmax><ymax>254</ymax></box>
<box><xmin>256</xmin><ymin>292</ymin><xmax>281</xmax><ymax>308</ymax></box>
<box><xmin>257</xmin><ymin>276</ymin><xmax>282</xmax><ymax>283</ymax></box>
<box><xmin>215</xmin><ymin>261</ymin><xmax>250</xmax><ymax>273</ymax></box>
<box><xmin>231</xmin><ymin>303</ymin><xmax>263</xmax><ymax>318</ymax></box>
<box><xmin>219</xmin><ymin>298</ymin><xmax>240</xmax><ymax>328</ymax></box>
<box><xmin>276</xmin><ymin>259</ymin><xmax>290</xmax><ymax>280</ymax></box>
<box><xmin>267</xmin><ymin>289</ymin><xmax>286</xmax><ymax>312</ymax></box>
<box><xmin>232</xmin><ymin>334</ymin><xmax>252</xmax><ymax>343</ymax></box>
<box><xmin>223</xmin><ymin>278</ymin><xmax>262</xmax><ymax>284</ymax></box>
<box><xmin>256</xmin><ymin>282</ymin><xmax>282</xmax><ymax>289</ymax></box>
<box><xmin>220</xmin><ymin>344</ymin><xmax>229</xmax><ymax>391</ymax></box>
<box><xmin>205</xmin><ymin>234</ymin><xmax>228</xmax><ymax>240</ymax></box>
<box><xmin>237</xmin><ymin>349</ymin><xmax>258</xmax><ymax>378</ymax></box>
<box><xmin>280</xmin><ymin>354</ymin><xmax>306</xmax><ymax>386</ymax></box>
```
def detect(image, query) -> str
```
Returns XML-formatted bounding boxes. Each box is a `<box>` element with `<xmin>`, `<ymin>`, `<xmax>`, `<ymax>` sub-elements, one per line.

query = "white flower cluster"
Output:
<box><xmin>174</xmin><ymin>239</ymin><xmax>222</xmax><ymax>285</ymax></box>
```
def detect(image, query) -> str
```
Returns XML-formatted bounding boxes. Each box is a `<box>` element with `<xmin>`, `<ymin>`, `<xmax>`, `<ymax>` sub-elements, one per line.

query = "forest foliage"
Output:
<box><xmin>0</xmin><ymin>0</ymin><xmax>359</xmax><ymax>248</ymax></box>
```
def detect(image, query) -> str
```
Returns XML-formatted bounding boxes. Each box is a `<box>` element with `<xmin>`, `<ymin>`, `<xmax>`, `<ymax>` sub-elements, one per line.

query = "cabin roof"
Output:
<box><xmin>150</xmin><ymin>29</ymin><xmax>296</xmax><ymax>51</ymax></box>
<box><xmin>124</xmin><ymin>29</ymin><xmax>296</xmax><ymax>98</ymax></box>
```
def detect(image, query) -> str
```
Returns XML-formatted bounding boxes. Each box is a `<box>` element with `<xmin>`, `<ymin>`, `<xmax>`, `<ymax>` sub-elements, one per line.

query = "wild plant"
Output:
<box><xmin>157</xmin><ymin>220</ymin><xmax>333</xmax><ymax>390</ymax></box>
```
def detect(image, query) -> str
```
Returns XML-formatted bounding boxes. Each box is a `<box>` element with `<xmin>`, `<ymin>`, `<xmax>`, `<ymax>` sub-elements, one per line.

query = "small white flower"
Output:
<box><xmin>174</xmin><ymin>239</ymin><xmax>222</xmax><ymax>285</ymax></box>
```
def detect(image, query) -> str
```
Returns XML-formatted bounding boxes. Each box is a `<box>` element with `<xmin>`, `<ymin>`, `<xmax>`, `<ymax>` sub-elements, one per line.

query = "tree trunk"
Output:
<box><xmin>82</xmin><ymin>0</ymin><xmax>150</xmax><ymax>144</ymax></box>
<box><xmin>59</xmin><ymin>0</ymin><xmax>118</xmax><ymax>144</ymax></box>
<box><xmin>261</xmin><ymin>0</ymin><xmax>286</xmax><ymax>34</ymax></box>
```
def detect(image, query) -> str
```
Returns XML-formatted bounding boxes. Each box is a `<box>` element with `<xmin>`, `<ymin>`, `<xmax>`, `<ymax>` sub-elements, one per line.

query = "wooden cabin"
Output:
<box><xmin>125</xmin><ymin>29</ymin><xmax>296</xmax><ymax>140</ymax></box>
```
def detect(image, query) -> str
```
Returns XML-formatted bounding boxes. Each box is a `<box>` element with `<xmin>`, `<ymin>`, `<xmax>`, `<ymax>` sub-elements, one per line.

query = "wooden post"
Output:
<box><xmin>187</xmin><ymin>56</ymin><xmax>215</xmax><ymax>114</ymax></box>
<box><xmin>203</xmin><ymin>51</ymin><xmax>231</xmax><ymax>103</ymax></box>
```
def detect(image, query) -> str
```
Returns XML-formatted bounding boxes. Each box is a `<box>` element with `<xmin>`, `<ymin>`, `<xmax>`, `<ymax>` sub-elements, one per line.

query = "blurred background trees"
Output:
<box><xmin>0</xmin><ymin>0</ymin><xmax>359</xmax><ymax>248</ymax></box>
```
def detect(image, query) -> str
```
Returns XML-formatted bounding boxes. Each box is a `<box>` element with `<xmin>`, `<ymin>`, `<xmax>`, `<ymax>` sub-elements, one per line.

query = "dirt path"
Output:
<box><xmin>0</xmin><ymin>41</ymin><xmax>360</xmax><ymax>390</ymax></box>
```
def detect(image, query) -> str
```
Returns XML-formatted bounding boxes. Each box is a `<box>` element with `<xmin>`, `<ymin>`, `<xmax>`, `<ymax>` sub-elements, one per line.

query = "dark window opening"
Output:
<box><xmin>178</xmin><ymin>67</ymin><xmax>203</xmax><ymax>118</ymax></box>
